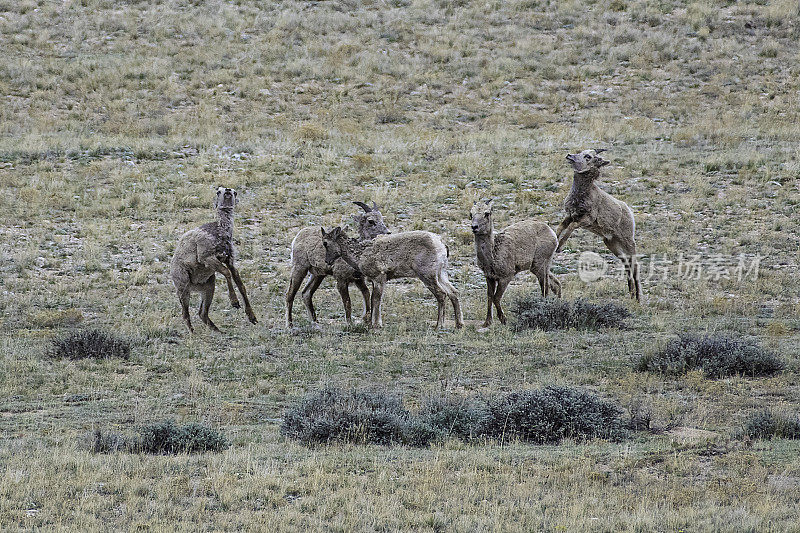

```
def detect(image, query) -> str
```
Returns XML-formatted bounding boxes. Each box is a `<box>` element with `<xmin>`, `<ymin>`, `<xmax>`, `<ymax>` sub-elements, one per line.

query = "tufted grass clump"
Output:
<box><xmin>51</xmin><ymin>329</ymin><xmax>131</xmax><ymax>360</ymax></box>
<box><xmin>636</xmin><ymin>334</ymin><xmax>784</xmax><ymax>378</ymax></box>
<box><xmin>742</xmin><ymin>410</ymin><xmax>800</xmax><ymax>440</ymax></box>
<box><xmin>90</xmin><ymin>420</ymin><xmax>229</xmax><ymax>454</ymax></box>
<box><xmin>282</xmin><ymin>386</ymin><xmax>628</xmax><ymax>447</ymax></box>
<box><xmin>280</xmin><ymin>387</ymin><xmax>439</xmax><ymax>447</ymax></box>
<box><xmin>512</xmin><ymin>297</ymin><xmax>630</xmax><ymax>331</ymax></box>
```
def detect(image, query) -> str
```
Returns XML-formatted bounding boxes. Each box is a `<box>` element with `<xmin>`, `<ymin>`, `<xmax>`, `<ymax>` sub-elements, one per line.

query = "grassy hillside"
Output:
<box><xmin>1</xmin><ymin>0</ymin><xmax>799</xmax><ymax>530</ymax></box>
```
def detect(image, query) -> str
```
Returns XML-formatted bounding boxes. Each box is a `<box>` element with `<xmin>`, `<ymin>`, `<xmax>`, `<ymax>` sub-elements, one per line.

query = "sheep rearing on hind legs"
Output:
<box><xmin>170</xmin><ymin>186</ymin><xmax>257</xmax><ymax>333</ymax></box>
<box><xmin>556</xmin><ymin>149</ymin><xmax>643</xmax><ymax>302</ymax></box>
<box><xmin>470</xmin><ymin>199</ymin><xmax>562</xmax><ymax>328</ymax></box>
<box><xmin>321</xmin><ymin>227</ymin><xmax>463</xmax><ymax>329</ymax></box>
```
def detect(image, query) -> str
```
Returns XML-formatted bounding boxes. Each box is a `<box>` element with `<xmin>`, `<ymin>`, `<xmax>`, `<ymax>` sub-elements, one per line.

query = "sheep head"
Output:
<box><xmin>566</xmin><ymin>149</ymin><xmax>609</xmax><ymax>174</ymax></box>
<box><xmin>213</xmin><ymin>186</ymin><xmax>238</xmax><ymax>209</ymax></box>
<box><xmin>352</xmin><ymin>201</ymin><xmax>390</xmax><ymax>239</ymax></box>
<box><xmin>470</xmin><ymin>198</ymin><xmax>494</xmax><ymax>235</ymax></box>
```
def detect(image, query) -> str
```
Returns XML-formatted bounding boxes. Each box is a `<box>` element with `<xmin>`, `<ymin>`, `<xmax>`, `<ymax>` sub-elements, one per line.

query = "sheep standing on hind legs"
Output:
<box><xmin>321</xmin><ymin>227</ymin><xmax>463</xmax><ymax>329</ymax></box>
<box><xmin>170</xmin><ymin>187</ymin><xmax>257</xmax><ymax>333</ymax></box>
<box><xmin>556</xmin><ymin>149</ymin><xmax>643</xmax><ymax>301</ymax></box>
<box><xmin>285</xmin><ymin>202</ymin><xmax>390</xmax><ymax>328</ymax></box>
<box><xmin>470</xmin><ymin>199</ymin><xmax>562</xmax><ymax>328</ymax></box>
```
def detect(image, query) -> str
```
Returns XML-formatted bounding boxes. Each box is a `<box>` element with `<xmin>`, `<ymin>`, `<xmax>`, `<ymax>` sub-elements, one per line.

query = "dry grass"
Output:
<box><xmin>1</xmin><ymin>0</ymin><xmax>799</xmax><ymax>530</ymax></box>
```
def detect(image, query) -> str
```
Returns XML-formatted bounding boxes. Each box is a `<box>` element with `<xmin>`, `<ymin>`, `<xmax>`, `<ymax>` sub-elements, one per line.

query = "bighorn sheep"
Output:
<box><xmin>321</xmin><ymin>227</ymin><xmax>463</xmax><ymax>329</ymax></box>
<box><xmin>470</xmin><ymin>199</ymin><xmax>562</xmax><ymax>327</ymax></box>
<box><xmin>285</xmin><ymin>202</ymin><xmax>390</xmax><ymax>328</ymax></box>
<box><xmin>556</xmin><ymin>149</ymin><xmax>642</xmax><ymax>301</ymax></box>
<box><xmin>170</xmin><ymin>186</ymin><xmax>257</xmax><ymax>333</ymax></box>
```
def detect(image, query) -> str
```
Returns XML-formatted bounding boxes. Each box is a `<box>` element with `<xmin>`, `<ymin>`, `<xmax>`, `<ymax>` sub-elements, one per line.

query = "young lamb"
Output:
<box><xmin>555</xmin><ymin>149</ymin><xmax>642</xmax><ymax>301</ymax></box>
<box><xmin>170</xmin><ymin>186</ymin><xmax>257</xmax><ymax>333</ymax></box>
<box><xmin>285</xmin><ymin>202</ymin><xmax>390</xmax><ymax>328</ymax></box>
<box><xmin>470</xmin><ymin>199</ymin><xmax>562</xmax><ymax>327</ymax></box>
<box><xmin>321</xmin><ymin>227</ymin><xmax>463</xmax><ymax>329</ymax></box>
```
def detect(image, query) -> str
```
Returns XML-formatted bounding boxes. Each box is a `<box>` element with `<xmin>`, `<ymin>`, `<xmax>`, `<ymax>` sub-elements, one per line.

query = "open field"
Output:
<box><xmin>1</xmin><ymin>0</ymin><xmax>799</xmax><ymax>530</ymax></box>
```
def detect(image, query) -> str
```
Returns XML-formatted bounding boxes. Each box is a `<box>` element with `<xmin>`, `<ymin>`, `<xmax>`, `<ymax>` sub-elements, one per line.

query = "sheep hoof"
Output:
<box><xmin>247</xmin><ymin>314</ymin><xmax>257</xmax><ymax>325</ymax></box>
<box><xmin>231</xmin><ymin>300</ymin><xmax>241</xmax><ymax>309</ymax></box>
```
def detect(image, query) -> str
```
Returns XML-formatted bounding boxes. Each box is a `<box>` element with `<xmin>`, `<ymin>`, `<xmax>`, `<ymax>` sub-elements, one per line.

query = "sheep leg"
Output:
<box><xmin>198</xmin><ymin>279</ymin><xmax>220</xmax><ymax>332</ymax></box>
<box><xmin>604</xmin><ymin>237</ymin><xmax>639</xmax><ymax>301</ymax></box>
<box><xmin>227</xmin><ymin>261</ymin><xmax>257</xmax><ymax>324</ymax></box>
<box><xmin>548</xmin><ymin>272</ymin><xmax>562</xmax><ymax>298</ymax></box>
<box><xmin>203</xmin><ymin>257</ymin><xmax>239</xmax><ymax>309</ymax></box>
<box><xmin>555</xmin><ymin>217</ymin><xmax>578</xmax><ymax>253</ymax></box>
<box><xmin>483</xmin><ymin>278</ymin><xmax>497</xmax><ymax>328</ymax></box>
<box><xmin>438</xmin><ymin>270</ymin><xmax>463</xmax><ymax>329</ymax></box>
<box><xmin>173</xmin><ymin>270</ymin><xmax>194</xmax><ymax>333</ymax></box>
<box><xmin>493</xmin><ymin>278</ymin><xmax>511</xmax><ymax>325</ymax></box>
<box><xmin>370</xmin><ymin>277</ymin><xmax>386</xmax><ymax>328</ymax></box>
<box><xmin>177</xmin><ymin>287</ymin><xmax>193</xmax><ymax>333</ymax></box>
<box><xmin>335</xmin><ymin>279</ymin><xmax>353</xmax><ymax>324</ymax></box>
<box><xmin>285</xmin><ymin>266</ymin><xmax>308</xmax><ymax>328</ymax></box>
<box><xmin>301</xmin><ymin>273</ymin><xmax>324</xmax><ymax>324</ymax></box>
<box><xmin>354</xmin><ymin>278</ymin><xmax>372</xmax><ymax>324</ymax></box>
<box><xmin>631</xmin><ymin>255</ymin><xmax>643</xmax><ymax>302</ymax></box>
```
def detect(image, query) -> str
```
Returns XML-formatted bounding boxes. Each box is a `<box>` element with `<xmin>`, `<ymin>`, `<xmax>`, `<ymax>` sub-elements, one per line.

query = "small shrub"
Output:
<box><xmin>137</xmin><ymin>420</ymin><xmax>229</xmax><ymax>454</ymax></box>
<box><xmin>282</xmin><ymin>386</ymin><xmax>627</xmax><ymax>447</ymax></box>
<box><xmin>418</xmin><ymin>395</ymin><xmax>489</xmax><ymax>442</ymax></box>
<box><xmin>636</xmin><ymin>334</ymin><xmax>784</xmax><ymax>378</ymax></box>
<box><xmin>90</xmin><ymin>421</ymin><xmax>228</xmax><ymax>454</ymax></box>
<box><xmin>743</xmin><ymin>410</ymin><xmax>800</xmax><ymax>440</ymax></box>
<box><xmin>280</xmin><ymin>387</ymin><xmax>439</xmax><ymax>447</ymax></box>
<box><xmin>51</xmin><ymin>329</ymin><xmax>131</xmax><ymax>360</ymax></box>
<box><xmin>483</xmin><ymin>387</ymin><xmax>628</xmax><ymax>444</ymax></box>
<box><xmin>513</xmin><ymin>297</ymin><xmax>630</xmax><ymax>331</ymax></box>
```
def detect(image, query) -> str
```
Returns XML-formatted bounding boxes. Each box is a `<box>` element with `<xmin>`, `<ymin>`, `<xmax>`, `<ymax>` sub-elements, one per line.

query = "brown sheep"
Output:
<box><xmin>170</xmin><ymin>186</ymin><xmax>257</xmax><ymax>333</ymax></box>
<box><xmin>470</xmin><ymin>199</ymin><xmax>561</xmax><ymax>327</ymax></box>
<box><xmin>555</xmin><ymin>149</ymin><xmax>642</xmax><ymax>301</ymax></box>
<box><xmin>321</xmin><ymin>227</ymin><xmax>463</xmax><ymax>329</ymax></box>
<box><xmin>285</xmin><ymin>202</ymin><xmax>390</xmax><ymax>328</ymax></box>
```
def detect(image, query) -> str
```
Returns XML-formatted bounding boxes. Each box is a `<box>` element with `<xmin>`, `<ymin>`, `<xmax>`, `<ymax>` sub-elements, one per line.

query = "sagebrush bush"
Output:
<box><xmin>417</xmin><ymin>395</ymin><xmax>489</xmax><ymax>442</ymax></box>
<box><xmin>90</xmin><ymin>420</ymin><xmax>228</xmax><ymax>454</ymax></box>
<box><xmin>282</xmin><ymin>386</ymin><xmax>628</xmax><ymax>447</ymax></box>
<box><xmin>51</xmin><ymin>329</ymin><xmax>130</xmax><ymax>360</ymax></box>
<box><xmin>512</xmin><ymin>297</ymin><xmax>630</xmax><ymax>331</ymax></box>
<box><xmin>743</xmin><ymin>410</ymin><xmax>800</xmax><ymax>440</ymax></box>
<box><xmin>280</xmin><ymin>387</ymin><xmax>439</xmax><ymax>447</ymax></box>
<box><xmin>482</xmin><ymin>387</ymin><xmax>628</xmax><ymax>443</ymax></box>
<box><xmin>636</xmin><ymin>334</ymin><xmax>784</xmax><ymax>378</ymax></box>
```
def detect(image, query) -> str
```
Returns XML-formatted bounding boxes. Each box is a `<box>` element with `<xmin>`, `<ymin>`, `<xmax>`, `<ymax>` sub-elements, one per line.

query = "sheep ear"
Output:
<box><xmin>595</xmin><ymin>148</ymin><xmax>607</xmax><ymax>154</ymax></box>
<box><xmin>321</xmin><ymin>227</ymin><xmax>327</xmax><ymax>238</ymax></box>
<box><xmin>597</xmin><ymin>158</ymin><xmax>610</xmax><ymax>167</ymax></box>
<box><xmin>372</xmin><ymin>201</ymin><xmax>379</xmax><ymax>211</ymax></box>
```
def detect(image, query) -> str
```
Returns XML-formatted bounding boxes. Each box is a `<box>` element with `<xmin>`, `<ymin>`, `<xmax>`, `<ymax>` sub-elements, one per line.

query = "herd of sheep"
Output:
<box><xmin>169</xmin><ymin>149</ymin><xmax>641</xmax><ymax>333</ymax></box>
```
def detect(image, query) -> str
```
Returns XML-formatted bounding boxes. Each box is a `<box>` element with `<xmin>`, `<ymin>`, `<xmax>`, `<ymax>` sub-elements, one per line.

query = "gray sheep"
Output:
<box><xmin>470</xmin><ymin>199</ymin><xmax>561</xmax><ymax>327</ymax></box>
<box><xmin>556</xmin><ymin>149</ymin><xmax>642</xmax><ymax>301</ymax></box>
<box><xmin>285</xmin><ymin>202</ymin><xmax>389</xmax><ymax>328</ymax></box>
<box><xmin>321</xmin><ymin>227</ymin><xmax>463</xmax><ymax>329</ymax></box>
<box><xmin>170</xmin><ymin>186</ymin><xmax>257</xmax><ymax>333</ymax></box>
